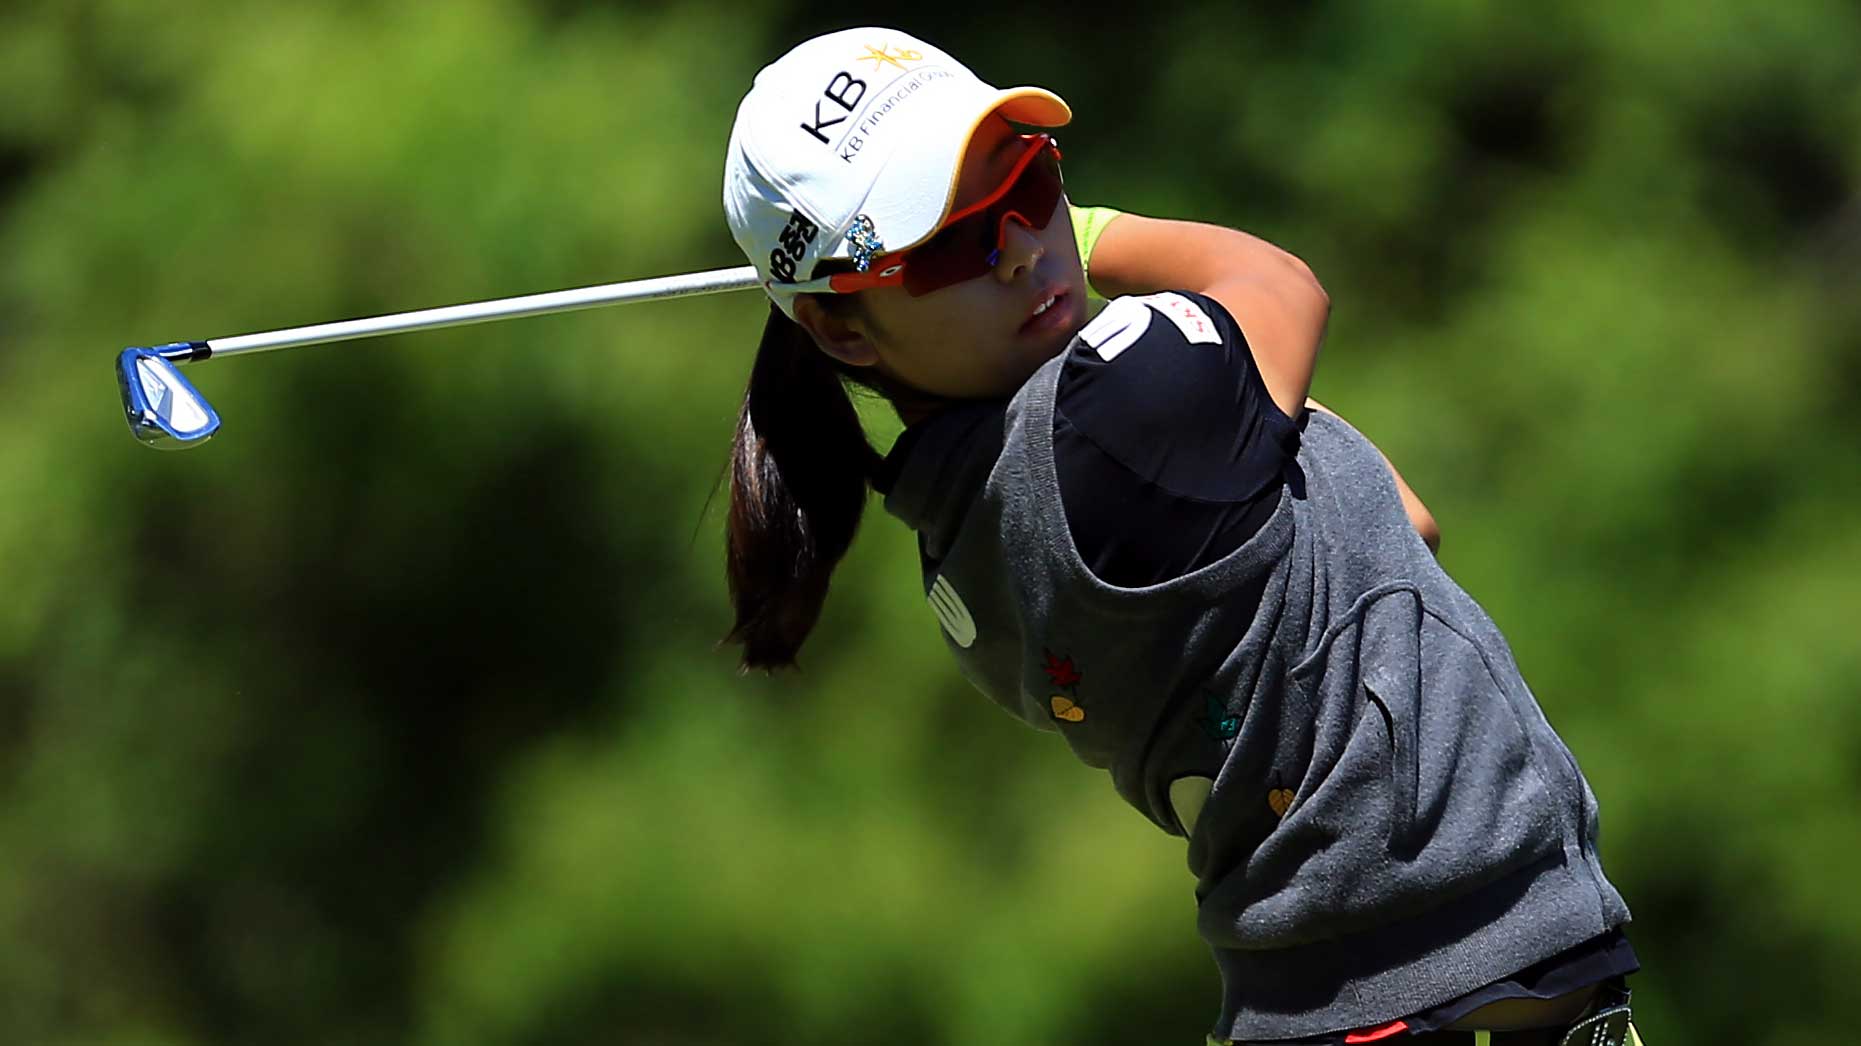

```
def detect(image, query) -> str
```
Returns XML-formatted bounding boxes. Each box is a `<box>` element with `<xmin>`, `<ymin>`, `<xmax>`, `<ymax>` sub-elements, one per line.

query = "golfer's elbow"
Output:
<box><xmin>1248</xmin><ymin>233</ymin><xmax>1325</xmax><ymax>317</ymax></box>
<box><xmin>1210</xmin><ymin>221</ymin><xmax>1328</xmax><ymax>318</ymax></box>
<box><xmin>1281</xmin><ymin>249</ymin><xmax>1329</xmax><ymax>312</ymax></box>
<box><xmin>1276</xmin><ymin>249</ymin><xmax>1330</xmax><ymax>358</ymax></box>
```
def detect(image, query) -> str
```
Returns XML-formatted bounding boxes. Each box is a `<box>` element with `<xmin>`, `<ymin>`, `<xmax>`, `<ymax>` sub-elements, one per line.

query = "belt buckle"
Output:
<box><xmin>1552</xmin><ymin>985</ymin><xmax>1633</xmax><ymax>1046</ymax></box>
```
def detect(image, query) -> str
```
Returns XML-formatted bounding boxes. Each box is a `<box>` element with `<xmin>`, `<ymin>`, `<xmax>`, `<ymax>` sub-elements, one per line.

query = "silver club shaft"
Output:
<box><xmin>203</xmin><ymin>265</ymin><xmax>762</xmax><ymax>358</ymax></box>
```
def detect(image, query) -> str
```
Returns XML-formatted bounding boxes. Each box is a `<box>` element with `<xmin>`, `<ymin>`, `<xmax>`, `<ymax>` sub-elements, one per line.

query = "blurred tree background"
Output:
<box><xmin>2</xmin><ymin>0</ymin><xmax>1857</xmax><ymax>1043</ymax></box>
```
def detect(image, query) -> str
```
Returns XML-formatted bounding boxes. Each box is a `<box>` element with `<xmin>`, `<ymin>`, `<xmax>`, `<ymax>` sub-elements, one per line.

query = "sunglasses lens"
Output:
<box><xmin>901</xmin><ymin>147</ymin><xmax>1063</xmax><ymax>296</ymax></box>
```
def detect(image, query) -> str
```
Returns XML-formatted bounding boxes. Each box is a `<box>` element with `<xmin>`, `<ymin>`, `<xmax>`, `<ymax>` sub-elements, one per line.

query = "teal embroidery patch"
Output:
<box><xmin>1197</xmin><ymin>691</ymin><xmax>1240</xmax><ymax>742</ymax></box>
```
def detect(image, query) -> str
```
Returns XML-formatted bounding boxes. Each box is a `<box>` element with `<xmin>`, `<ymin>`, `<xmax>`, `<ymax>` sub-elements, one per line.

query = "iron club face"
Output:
<box><xmin>117</xmin><ymin>347</ymin><xmax>220</xmax><ymax>449</ymax></box>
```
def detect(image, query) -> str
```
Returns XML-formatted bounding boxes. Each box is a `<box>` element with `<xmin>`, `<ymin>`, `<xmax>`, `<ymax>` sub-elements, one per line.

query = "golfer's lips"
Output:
<box><xmin>1018</xmin><ymin>284</ymin><xmax>1072</xmax><ymax>335</ymax></box>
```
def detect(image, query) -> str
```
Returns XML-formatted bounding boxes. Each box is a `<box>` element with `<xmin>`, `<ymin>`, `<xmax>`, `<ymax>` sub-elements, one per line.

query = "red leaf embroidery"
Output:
<box><xmin>1042</xmin><ymin>649</ymin><xmax>1082</xmax><ymax>689</ymax></box>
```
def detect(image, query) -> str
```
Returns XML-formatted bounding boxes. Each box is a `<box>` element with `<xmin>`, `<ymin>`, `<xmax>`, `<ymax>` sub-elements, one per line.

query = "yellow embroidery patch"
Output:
<box><xmin>1050</xmin><ymin>695</ymin><xmax>1086</xmax><ymax>722</ymax></box>
<box><xmin>1267</xmin><ymin>787</ymin><xmax>1295</xmax><ymax>818</ymax></box>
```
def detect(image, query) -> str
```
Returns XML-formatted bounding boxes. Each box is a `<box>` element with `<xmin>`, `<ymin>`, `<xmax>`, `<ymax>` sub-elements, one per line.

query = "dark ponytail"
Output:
<box><xmin>723</xmin><ymin>301</ymin><xmax>886</xmax><ymax>671</ymax></box>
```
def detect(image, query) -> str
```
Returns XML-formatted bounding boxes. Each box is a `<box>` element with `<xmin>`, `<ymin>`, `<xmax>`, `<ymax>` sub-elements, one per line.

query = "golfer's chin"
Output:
<box><xmin>998</xmin><ymin>338</ymin><xmax>1075</xmax><ymax>395</ymax></box>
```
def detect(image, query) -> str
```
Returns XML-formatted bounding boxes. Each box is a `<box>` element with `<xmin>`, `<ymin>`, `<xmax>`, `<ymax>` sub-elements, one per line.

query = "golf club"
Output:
<box><xmin>115</xmin><ymin>264</ymin><xmax>762</xmax><ymax>449</ymax></box>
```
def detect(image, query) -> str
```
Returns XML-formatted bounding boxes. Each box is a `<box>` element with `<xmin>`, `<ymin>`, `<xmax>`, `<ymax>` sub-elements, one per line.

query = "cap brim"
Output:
<box><xmin>843</xmin><ymin>85</ymin><xmax>1072</xmax><ymax>260</ymax></box>
<box><xmin>991</xmin><ymin>87</ymin><xmax>1072</xmax><ymax>129</ymax></box>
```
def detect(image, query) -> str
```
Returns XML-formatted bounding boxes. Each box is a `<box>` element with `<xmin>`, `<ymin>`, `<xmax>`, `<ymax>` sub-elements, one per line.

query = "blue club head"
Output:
<box><xmin>117</xmin><ymin>346</ymin><xmax>220</xmax><ymax>448</ymax></box>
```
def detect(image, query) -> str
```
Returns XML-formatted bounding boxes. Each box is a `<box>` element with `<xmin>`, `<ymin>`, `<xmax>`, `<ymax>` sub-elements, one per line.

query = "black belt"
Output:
<box><xmin>1229</xmin><ymin>983</ymin><xmax>1635</xmax><ymax>1046</ymax></box>
<box><xmin>1398</xmin><ymin>983</ymin><xmax>1634</xmax><ymax>1046</ymax></box>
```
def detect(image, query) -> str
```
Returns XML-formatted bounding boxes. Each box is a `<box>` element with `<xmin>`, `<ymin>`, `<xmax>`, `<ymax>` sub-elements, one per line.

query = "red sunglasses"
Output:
<box><xmin>791</xmin><ymin>134</ymin><xmax>1065</xmax><ymax>298</ymax></box>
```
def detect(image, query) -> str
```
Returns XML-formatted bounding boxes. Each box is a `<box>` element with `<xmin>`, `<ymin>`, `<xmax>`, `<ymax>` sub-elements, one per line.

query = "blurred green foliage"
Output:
<box><xmin>2</xmin><ymin>1</ymin><xmax>1857</xmax><ymax>1043</ymax></box>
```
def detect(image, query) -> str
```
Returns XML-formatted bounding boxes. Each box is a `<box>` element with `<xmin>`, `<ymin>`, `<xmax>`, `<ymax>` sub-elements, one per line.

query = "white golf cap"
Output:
<box><xmin>723</xmin><ymin>27</ymin><xmax>1071</xmax><ymax>318</ymax></box>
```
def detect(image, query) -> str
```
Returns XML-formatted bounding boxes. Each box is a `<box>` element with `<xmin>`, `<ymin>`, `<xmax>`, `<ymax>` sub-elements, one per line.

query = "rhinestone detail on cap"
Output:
<box><xmin>847</xmin><ymin>214</ymin><xmax>884</xmax><ymax>272</ymax></box>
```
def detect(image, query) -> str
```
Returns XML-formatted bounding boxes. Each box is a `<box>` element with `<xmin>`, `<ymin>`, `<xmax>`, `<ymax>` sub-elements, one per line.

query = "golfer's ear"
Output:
<box><xmin>792</xmin><ymin>296</ymin><xmax>879</xmax><ymax>368</ymax></box>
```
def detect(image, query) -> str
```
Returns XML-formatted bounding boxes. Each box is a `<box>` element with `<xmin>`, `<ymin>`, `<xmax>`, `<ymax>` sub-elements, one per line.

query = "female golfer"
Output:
<box><xmin>720</xmin><ymin>27</ymin><xmax>1641</xmax><ymax>1046</ymax></box>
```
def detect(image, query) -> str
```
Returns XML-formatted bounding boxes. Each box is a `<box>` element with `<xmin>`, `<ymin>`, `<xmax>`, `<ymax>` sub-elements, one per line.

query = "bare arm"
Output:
<box><xmin>1305</xmin><ymin>398</ymin><xmax>1441</xmax><ymax>554</ymax></box>
<box><xmin>1083</xmin><ymin>213</ymin><xmax>1329</xmax><ymax>420</ymax></box>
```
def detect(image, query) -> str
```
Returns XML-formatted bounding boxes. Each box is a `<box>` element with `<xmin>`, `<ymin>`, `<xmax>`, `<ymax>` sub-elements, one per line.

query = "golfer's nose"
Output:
<box><xmin>993</xmin><ymin>212</ymin><xmax>1043</xmax><ymax>282</ymax></box>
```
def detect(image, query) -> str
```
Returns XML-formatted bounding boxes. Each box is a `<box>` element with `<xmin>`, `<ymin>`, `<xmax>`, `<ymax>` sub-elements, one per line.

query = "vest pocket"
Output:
<box><xmin>1206</xmin><ymin>587</ymin><xmax>1570</xmax><ymax>947</ymax></box>
<box><xmin>1354</xmin><ymin>588</ymin><xmax>1563</xmax><ymax>878</ymax></box>
<box><xmin>1359</xmin><ymin>677</ymin><xmax>1419</xmax><ymax>855</ymax></box>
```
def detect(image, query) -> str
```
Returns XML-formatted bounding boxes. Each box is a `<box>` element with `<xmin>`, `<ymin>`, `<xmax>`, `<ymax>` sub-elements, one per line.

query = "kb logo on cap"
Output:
<box><xmin>799</xmin><ymin>43</ymin><xmax>927</xmax><ymax>146</ymax></box>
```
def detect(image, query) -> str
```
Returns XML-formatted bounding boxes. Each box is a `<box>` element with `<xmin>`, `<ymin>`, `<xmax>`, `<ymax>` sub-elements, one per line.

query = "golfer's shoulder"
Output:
<box><xmin>1057</xmin><ymin>290</ymin><xmax>1259</xmax><ymax>424</ymax></box>
<box><xmin>1073</xmin><ymin>290</ymin><xmax>1243</xmax><ymax>355</ymax></box>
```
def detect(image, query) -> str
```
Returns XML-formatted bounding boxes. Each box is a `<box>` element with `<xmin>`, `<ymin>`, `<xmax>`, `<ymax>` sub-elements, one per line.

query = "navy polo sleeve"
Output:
<box><xmin>1052</xmin><ymin>290</ymin><xmax>1299</xmax><ymax>588</ymax></box>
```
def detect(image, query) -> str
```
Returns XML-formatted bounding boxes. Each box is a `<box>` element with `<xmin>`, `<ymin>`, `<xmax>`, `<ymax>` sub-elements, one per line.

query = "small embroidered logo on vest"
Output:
<box><xmin>1042</xmin><ymin>649</ymin><xmax>1087</xmax><ymax>723</ymax></box>
<box><xmin>928</xmin><ymin>575</ymin><xmax>977</xmax><ymax>647</ymax></box>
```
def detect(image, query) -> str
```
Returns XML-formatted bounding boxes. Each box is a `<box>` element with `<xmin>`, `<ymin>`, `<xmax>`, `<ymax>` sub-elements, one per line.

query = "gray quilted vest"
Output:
<box><xmin>880</xmin><ymin>335</ymin><xmax>1631</xmax><ymax>1041</ymax></box>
